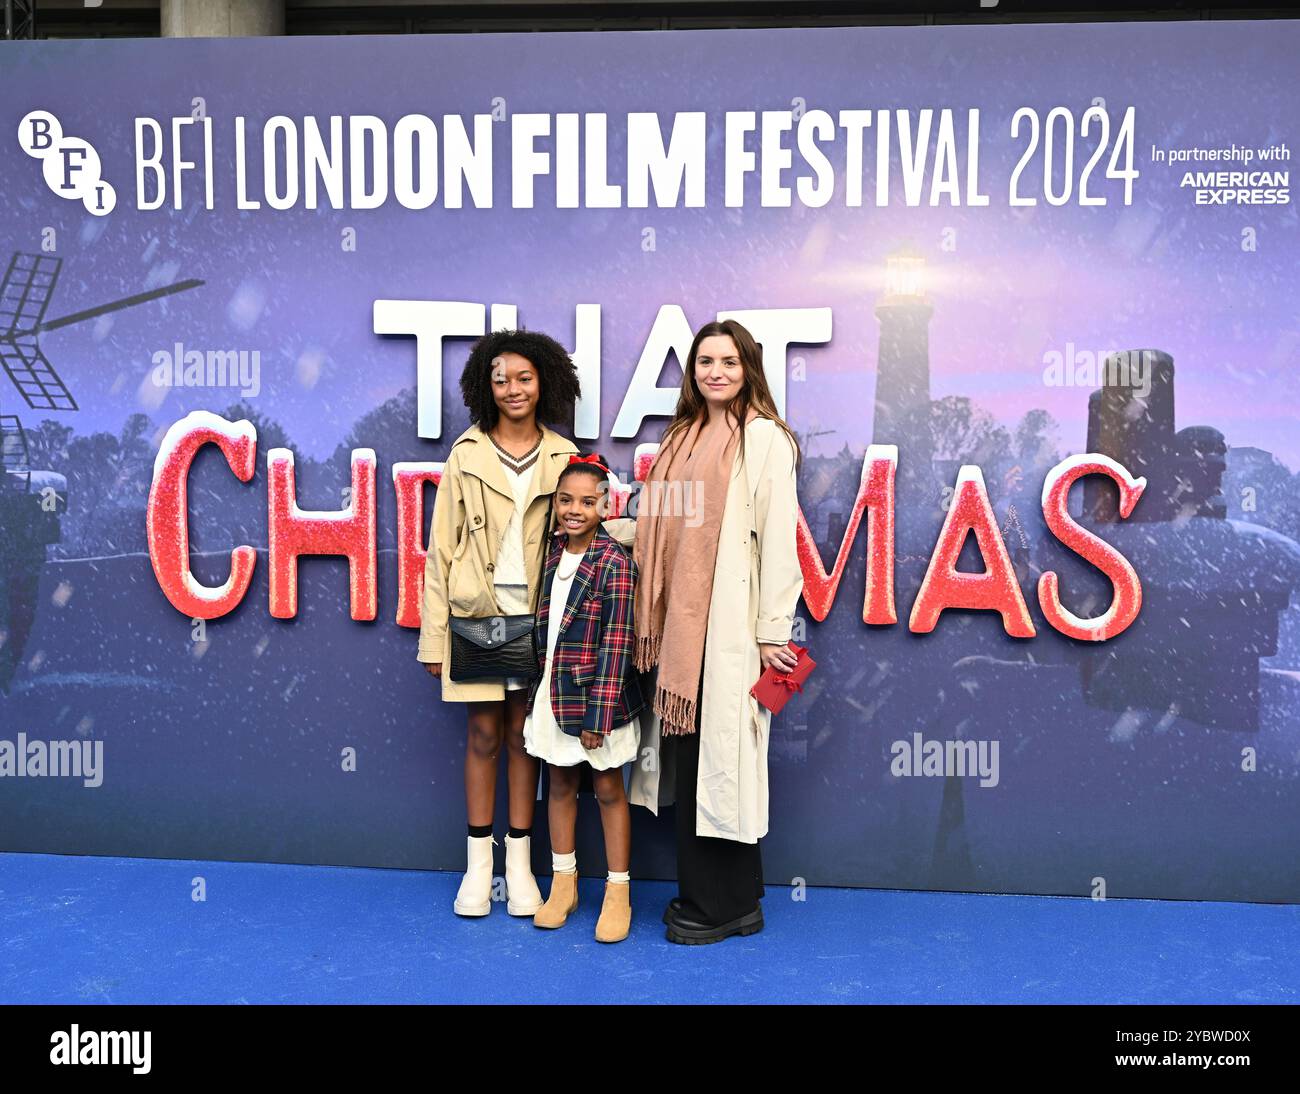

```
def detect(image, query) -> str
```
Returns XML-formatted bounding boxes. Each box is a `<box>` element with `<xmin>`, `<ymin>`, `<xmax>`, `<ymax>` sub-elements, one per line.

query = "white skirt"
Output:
<box><xmin>524</xmin><ymin>666</ymin><xmax>641</xmax><ymax>771</ymax></box>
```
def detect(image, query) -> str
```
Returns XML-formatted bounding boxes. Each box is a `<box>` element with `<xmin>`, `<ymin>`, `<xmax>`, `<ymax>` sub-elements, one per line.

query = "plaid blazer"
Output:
<box><xmin>526</xmin><ymin>525</ymin><xmax>646</xmax><ymax>737</ymax></box>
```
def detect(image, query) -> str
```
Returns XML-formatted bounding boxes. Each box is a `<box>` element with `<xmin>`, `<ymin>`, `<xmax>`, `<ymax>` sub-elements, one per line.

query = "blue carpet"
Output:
<box><xmin>1</xmin><ymin>853</ymin><xmax>1295</xmax><ymax>1004</ymax></box>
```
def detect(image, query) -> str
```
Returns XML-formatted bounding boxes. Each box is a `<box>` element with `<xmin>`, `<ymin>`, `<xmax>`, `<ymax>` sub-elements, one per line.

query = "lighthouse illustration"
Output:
<box><xmin>871</xmin><ymin>246</ymin><xmax>942</xmax><ymax>564</ymax></box>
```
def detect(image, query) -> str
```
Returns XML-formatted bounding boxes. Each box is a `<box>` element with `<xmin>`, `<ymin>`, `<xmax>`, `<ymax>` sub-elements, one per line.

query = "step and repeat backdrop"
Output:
<box><xmin>1</xmin><ymin>21</ymin><xmax>1297</xmax><ymax>901</ymax></box>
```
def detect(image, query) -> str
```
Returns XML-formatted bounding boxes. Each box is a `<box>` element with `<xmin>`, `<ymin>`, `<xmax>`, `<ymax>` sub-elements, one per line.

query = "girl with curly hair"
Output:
<box><xmin>417</xmin><ymin>329</ymin><xmax>583</xmax><ymax>918</ymax></box>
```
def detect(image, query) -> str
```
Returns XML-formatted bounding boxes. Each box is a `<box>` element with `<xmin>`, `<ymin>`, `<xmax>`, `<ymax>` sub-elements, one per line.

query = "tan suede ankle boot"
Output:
<box><xmin>594</xmin><ymin>880</ymin><xmax>631</xmax><ymax>943</ymax></box>
<box><xmin>533</xmin><ymin>870</ymin><xmax>579</xmax><ymax>929</ymax></box>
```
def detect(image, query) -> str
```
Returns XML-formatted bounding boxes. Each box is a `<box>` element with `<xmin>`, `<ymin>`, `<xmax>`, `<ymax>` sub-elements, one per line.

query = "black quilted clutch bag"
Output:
<box><xmin>448</xmin><ymin>613</ymin><xmax>540</xmax><ymax>681</ymax></box>
<box><xmin>446</xmin><ymin>496</ymin><xmax>550</xmax><ymax>682</ymax></box>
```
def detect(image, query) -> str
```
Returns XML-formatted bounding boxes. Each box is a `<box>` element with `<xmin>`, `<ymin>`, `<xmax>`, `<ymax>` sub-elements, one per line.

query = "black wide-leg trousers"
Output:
<box><xmin>671</xmin><ymin>655</ymin><xmax>765</xmax><ymax>925</ymax></box>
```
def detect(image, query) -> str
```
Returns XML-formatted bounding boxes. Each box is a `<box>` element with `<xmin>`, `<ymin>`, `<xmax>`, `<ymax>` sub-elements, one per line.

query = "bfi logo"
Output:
<box><xmin>17</xmin><ymin>109</ymin><xmax>117</xmax><ymax>215</ymax></box>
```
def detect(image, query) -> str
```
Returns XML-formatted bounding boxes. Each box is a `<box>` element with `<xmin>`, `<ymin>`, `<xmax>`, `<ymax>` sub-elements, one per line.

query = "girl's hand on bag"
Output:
<box><xmin>581</xmin><ymin>730</ymin><xmax>604</xmax><ymax>751</ymax></box>
<box><xmin>426</xmin><ymin>662</ymin><xmax>442</xmax><ymax>678</ymax></box>
<box><xmin>758</xmin><ymin>642</ymin><xmax>799</xmax><ymax>674</ymax></box>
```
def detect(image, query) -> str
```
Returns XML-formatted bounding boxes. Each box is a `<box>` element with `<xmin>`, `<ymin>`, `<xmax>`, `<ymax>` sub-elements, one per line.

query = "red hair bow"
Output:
<box><xmin>568</xmin><ymin>453</ymin><xmax>607</xmax><ymax>470</ymax></box>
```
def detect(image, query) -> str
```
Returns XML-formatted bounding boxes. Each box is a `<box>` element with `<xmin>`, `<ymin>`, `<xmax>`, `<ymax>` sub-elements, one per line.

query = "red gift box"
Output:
<box><xmin>750</xmin><ymin>642</ymin><xmax>816</xmax><ymax>714</ymax></box>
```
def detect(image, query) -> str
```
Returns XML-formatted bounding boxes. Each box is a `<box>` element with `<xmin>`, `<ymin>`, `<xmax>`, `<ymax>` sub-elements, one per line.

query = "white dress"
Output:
<box><xmin>494</xmin><ymin>459</ymin><xmax>534</xmax><ymax>692</ymax></box>
<box><xmin>523</xmin><ymin>545</ymin><xmax>642</xmax><ymax>770</ymax></box>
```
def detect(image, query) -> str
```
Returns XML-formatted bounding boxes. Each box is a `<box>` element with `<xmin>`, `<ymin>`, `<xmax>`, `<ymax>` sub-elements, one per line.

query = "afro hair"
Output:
<box><xmin>459</xmin><ymin>329</ymin><xmax>582</xmax><ymax>431</ymax></box>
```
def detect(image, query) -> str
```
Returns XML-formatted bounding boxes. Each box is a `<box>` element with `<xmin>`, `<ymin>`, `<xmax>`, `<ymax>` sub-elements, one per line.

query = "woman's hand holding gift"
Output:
<box><xmin>758</xmin><ymin>641</ymin><xmax>799</xmax><ymax>674</ymax></box>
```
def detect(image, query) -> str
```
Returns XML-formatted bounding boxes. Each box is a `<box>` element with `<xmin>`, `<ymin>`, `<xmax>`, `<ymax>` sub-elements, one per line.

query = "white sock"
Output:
<box><xmin>553</xmin><ymin>851</ymin><xmax>577</xmax><ymax>874</ymax></box>
<box><xmin>607</xmin><ymin>870</ymin><xmax>630</xmax><ymax>884</ymax></box>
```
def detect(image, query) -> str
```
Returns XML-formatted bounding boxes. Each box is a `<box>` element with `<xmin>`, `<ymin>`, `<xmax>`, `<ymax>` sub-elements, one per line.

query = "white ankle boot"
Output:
<box><xmin>454</xmin><ymin>835</ymin><xmax>495</xmax><ymax>917</ymax></box>
<box><xmin>504</xmin><ymin>834</ymin><xmax>544</xmax><ymax>916</ymax></box>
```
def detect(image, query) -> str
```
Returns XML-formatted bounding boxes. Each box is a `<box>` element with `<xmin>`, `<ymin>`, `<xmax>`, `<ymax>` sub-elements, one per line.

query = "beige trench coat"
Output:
<box><xmin>416</xmin><ymin>422</ymin><xmax>578</xmax><ymax>702</ymax></box>
<box><xmin>628</xmin><ymin>416</ymin><xmax>804</xmax><ymax>843</ymax></box>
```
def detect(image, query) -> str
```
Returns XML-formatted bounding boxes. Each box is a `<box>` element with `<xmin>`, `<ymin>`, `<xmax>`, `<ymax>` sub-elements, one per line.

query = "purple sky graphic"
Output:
<box><xmin>1</xmin><ymin>21</ymin><xmax>1296</xmax><ymax>469</ymax></box>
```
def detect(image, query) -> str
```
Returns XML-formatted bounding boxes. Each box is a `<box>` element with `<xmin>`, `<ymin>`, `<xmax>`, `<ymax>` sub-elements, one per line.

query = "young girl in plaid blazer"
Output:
<box><xmin>523</xmin><ymin>453</ymin><xmax>645</xmax><ymax>943</ymax></box>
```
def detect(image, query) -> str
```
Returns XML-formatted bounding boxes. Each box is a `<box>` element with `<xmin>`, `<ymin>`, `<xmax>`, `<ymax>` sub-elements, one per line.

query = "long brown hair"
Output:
<box><xmin>658</xmin><ymin>318</ymin><xmax>802</xmax><ymax>472</ymax></box>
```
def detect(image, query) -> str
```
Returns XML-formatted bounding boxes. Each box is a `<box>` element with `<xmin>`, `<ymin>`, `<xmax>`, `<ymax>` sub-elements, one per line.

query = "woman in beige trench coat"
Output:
<box><xmin>416</xmin><ymin>330</ymin><xmax>581</xmax><ymax>919</ymax></box>
<box><xmin>628</xmin><ymin>319</ymin><xmax>804</xmax><ymax>944</ymax></box>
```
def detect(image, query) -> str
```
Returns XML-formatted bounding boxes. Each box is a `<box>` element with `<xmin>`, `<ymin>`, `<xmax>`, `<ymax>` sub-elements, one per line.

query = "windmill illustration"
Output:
<box><xmin>0</xmin><ymin>251</ymin><xmax>203</xmax><ymax>488</ymax></box>
<box><xmin>794</xmin><ymin>425</ymin><xmax>836</xmax><ymax>453</ymax></box>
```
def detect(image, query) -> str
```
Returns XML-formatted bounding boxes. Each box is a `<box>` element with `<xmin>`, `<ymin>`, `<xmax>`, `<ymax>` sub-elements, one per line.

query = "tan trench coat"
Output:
<box><xmin>417</xmin><ymin>422</ymin><xmax>578</xmax><ymax>702</ymax></box>
<box><xmin>629</xmin><ymin>416</ymin><xmax>804</xmax><ymax>844</ymax></box>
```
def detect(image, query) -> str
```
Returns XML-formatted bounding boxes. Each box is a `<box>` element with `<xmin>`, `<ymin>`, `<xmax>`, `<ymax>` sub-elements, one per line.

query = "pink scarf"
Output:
<box><xmin>633</xmin><ymin>409</ymin><xmax>753</xmax><ymax>734</ymax></box>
